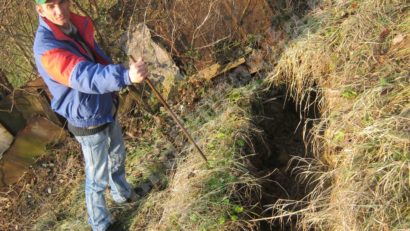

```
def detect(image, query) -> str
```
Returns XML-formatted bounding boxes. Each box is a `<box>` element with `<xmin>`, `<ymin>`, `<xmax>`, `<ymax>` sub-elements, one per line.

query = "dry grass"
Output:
<box><xmin>0</xmin><ymin>139</ymin><xmax>85</xmax><ymax>231</ymax></box>
<box><xmin>12</xmin><ymin>81</ymin><xmax>265</xmax><ymax>230</ymax></box>
<box><xmin>2</xmin><ymin>1</ymin><xmax>408</xmax><ymax>230</ymax></box>
<box><xmin>267</xmin><ymin>0</ymin><xmax>409</xmax><ymax>230</ymax></box>
<box><xmin>129</xmin><ymin>82</ymin><xmax>264</xmax><ymax>230</ymax></box>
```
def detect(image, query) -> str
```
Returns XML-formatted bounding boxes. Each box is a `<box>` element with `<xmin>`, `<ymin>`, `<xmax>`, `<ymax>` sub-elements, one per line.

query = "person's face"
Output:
<box><xmin>36</xmin><ymin>0</ymin><xmax>71</xmax><ymax>29</ymax></box>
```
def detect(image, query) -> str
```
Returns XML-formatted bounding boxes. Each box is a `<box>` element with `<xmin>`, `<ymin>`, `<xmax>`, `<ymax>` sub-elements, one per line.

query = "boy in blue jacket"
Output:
<box><xmin>33</xmin><ymin>0</ymin><xmax>148</xmax><ymax>230</ymax></box>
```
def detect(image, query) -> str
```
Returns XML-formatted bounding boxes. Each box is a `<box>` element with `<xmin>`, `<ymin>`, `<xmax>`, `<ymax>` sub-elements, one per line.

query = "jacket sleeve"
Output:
<box><xmin>40</xmin><ymin>48</ymin><xmax>131</xmax><ymax>94</ymax></box>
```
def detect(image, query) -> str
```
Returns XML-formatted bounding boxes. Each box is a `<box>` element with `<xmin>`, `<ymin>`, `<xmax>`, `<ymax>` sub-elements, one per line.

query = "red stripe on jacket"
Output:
<box><xmin>43</xmin><ymin>13</ymin><xmax>109</xmax><ymax>66</ymax></box>
<box><xmin>41</xmin><ymin>48</ymin><xmax>87</xmax><ymax>86</ymax></box>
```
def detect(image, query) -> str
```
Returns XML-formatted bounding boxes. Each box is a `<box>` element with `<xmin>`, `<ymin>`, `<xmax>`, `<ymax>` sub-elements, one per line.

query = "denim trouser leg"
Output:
<box><xmin>75</xmin><ymin>120</ymin><xmax>132</xmax><ymax>231</ymax></box>
<box><xmin>107</xmin><ymin>120</ymin><xmax>133</xmax><ymax>203</ymax></box>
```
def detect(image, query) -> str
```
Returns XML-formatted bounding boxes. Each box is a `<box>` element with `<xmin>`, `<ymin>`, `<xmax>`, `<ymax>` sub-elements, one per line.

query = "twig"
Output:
<box><xmin>239</xmin><ymin>0</ymin><xmax>251</xmax><ymax>23</ymax></box>
<box><xmin>194</xmin><ymin>35</ymin><xmax>230</xmax><ymax>50</ymax></box>
<box><xmin>190</xmin><ymin>0</ymin><xmax>219</xmax><ymax>48</ymax></box>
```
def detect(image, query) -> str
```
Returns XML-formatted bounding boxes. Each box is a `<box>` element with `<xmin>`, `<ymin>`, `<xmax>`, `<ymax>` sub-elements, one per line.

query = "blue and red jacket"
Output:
<box><xmin>33</xmin><ymin>13</ymin><xmax>131</xmax><ymax>128</ymax></box>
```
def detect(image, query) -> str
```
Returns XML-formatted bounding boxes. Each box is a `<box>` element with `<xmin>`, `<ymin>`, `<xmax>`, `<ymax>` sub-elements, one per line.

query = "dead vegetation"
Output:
<box><xmin>0</xmin><ymin>139</ymin><xmax>84</xmax><ymax>231</ymax></box>
<box><xmin>0</xmin><ymin>0</ymin><xmax>409</xmax><ymax>231</ymax></box>
<box><xmin>128</xmin><ymin>80</ymin><xmax>265</xmax><ymax>230</ymax></box>
<box><xmin>0</xmin><ymin>1</ymin><xmax>37</xmax><ymax>87</ymax></box>
<box><xmin>267</xmin><ymin>0</ymin><xmax>410</xmax><ymax>230</ymax></box>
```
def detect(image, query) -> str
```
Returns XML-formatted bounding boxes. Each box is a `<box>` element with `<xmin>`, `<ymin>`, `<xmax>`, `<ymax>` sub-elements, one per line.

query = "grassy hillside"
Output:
<box><xmin>0</xmin><ymin>0</ymin><xmax>408</xmax><ymax>230</ymax></box>
<box><xmin>268</xmin><ymin>0</ymin><xmax>409</xmax><ymax>230</ymax></box>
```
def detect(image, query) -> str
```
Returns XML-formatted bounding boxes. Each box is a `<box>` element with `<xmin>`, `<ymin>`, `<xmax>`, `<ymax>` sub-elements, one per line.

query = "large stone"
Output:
<box><xmin>0</xmin><ymin>77</ymin><xmax>62</xmax><ymax>136</ymax></box>
<box><xmin>0</xmin><ymin>116</ymin><xmax>67</xmax><ymax>187</ymax></box>
<box><xmin>125</xmin><ymin>23</ymin><xmax>184</xmax><ymax>103</ymax></box>
<box><xmin>17</xmin><ymin>78</ymin><xmax>62</xmax><ymax>126</ymax></box>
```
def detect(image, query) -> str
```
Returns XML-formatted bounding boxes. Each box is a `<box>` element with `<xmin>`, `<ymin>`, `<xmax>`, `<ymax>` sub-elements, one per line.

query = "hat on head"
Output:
<box><xmin>35</xmin><ymin>0</ymin><xmax>47</xmax><ymax>4</ymax></box>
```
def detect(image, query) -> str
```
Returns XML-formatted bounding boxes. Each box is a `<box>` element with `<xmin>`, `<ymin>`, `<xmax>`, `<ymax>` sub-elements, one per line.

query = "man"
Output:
<box><xmin>33</xmin><ymin>0</ymin><xmax>148</xmax><ymax>230</ymax></box>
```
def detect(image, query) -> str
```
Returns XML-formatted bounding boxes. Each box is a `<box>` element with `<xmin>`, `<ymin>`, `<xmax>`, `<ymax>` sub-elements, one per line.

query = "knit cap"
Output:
<box><xmin>35</xmin><ymin>0</ymin><xmax>47</xmax><ymax>4</ymax></box>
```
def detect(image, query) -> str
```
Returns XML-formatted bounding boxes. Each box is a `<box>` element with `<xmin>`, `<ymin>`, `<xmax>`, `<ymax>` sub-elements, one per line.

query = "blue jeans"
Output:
<box><xmin>75</xmin><ymin>120</ymin><xmax>133</xmax><ymax>231</ymax></box>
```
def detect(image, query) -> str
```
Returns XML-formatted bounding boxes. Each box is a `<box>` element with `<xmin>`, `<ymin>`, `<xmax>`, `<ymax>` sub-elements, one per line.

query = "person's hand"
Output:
<box><xmin>129</xmin><ymin>57</ymin><xmax>148</xmax><ymax>83</ymax></box>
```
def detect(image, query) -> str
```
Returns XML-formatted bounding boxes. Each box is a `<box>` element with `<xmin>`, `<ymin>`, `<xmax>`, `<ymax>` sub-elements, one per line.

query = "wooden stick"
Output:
<box><xmin>130</xmin><ymin>55</ymin><xmax>208</xmax><ymax>163</ymax></box>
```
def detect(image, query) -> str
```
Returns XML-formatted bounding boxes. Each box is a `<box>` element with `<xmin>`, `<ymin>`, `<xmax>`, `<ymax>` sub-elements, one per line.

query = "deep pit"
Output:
<box><xmin>248</xmin><ymin>87</ymin><xmax>319</xmax><ymax>231</ymax></box>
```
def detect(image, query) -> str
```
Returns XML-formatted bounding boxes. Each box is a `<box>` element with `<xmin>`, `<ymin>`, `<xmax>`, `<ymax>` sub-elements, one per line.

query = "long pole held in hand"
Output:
<box><xmin>129</xmin><ymin>55</ymin><xmax>208</xmax><ymax>164</ymax></box>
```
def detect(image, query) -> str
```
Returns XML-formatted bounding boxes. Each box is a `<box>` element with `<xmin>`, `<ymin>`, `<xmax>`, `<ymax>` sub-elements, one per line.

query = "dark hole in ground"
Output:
<box><xmin>247</xmin><ymin>86</ymin><xmax>319</xmax><ymax>231</ymax></box>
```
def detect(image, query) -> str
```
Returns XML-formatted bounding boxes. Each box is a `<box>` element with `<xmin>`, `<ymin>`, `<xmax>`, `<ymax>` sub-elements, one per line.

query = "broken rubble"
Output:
<box><xmin>0</xmin><ymin>116</ymin><xmax>67</xmax><ymax>187</ymax></box>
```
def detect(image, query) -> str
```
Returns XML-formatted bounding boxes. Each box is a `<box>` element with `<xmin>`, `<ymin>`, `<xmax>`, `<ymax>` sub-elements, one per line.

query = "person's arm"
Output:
<box><xmin>40</xmin><ymin>48</ymin><xmax>146</xmax><ymax>94</ymax></box>
<box><xmin>70</xmin><ymin>60</ymin><xmax>131</xmax><ymax>94</ymax></box>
